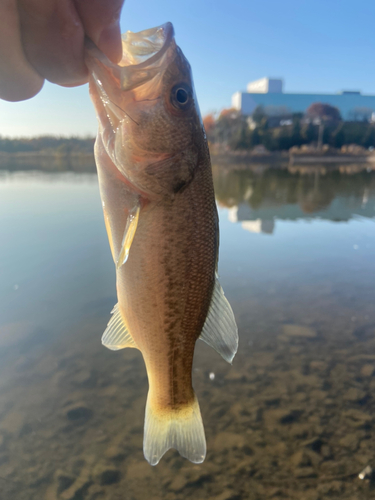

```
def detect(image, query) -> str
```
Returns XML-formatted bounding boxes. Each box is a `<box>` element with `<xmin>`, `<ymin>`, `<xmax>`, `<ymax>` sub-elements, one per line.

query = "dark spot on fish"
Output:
<box><xmin>166</xmin><ymin>320</ymin><xmax>178</xmax><ymax>331</ymax></box>
<box><xmin>173</xmin><ymin>179</ymin><xmax>188</xmax><ymax>194</ymax></box>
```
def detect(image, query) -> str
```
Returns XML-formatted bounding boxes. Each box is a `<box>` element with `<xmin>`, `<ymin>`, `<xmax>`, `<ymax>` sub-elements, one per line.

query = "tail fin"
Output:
<box><xmin>143</xmin><ymin>393</ymin><xmax>206</xmax><ymax>466</ymax></box>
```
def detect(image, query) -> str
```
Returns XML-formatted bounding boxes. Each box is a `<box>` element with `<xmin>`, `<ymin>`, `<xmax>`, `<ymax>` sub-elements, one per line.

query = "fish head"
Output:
<box><xmin>86</xmin><ymin>23</ymin><xmax>207</xmax><ymax>197</ymax></box>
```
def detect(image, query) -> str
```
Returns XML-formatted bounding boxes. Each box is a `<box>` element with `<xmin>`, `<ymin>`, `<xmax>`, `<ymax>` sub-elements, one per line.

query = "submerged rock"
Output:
<box><xmin>293</xmin><ymin>466</ymin><xmax>317</xmax><ymax>478</ymax></box>
<box><xmin>302</xmin><ymin>437</ymin><xmax>324</xmax><ymax>453</ymax></box>
<box><xmin>290</xmin><ymin>450</ymin><xmax>312</xmax><ymax>467</ymax></box>
<box><xmin>361</xmin><ymin>364</ymin><xmax>375</xmax><ymax>377</ymax></box>
<box><xmin>339</xmin><ymin>433</ymin><xmax>360</xmax><ymax>451</ymax></box>
<box><xmin>99</xmin><ymin>468</ymin><xmax>121</xmax><ymax>485</ymax></box>
<box><xmin>265</xmin><ymin>408</ymin><xmax>302</xmax><ymax>425</ymax></box>
<box><xmin>214</xmin><ymin>490</ymin><xmax>241</xmax><ymax>500</ymax></box>
<box><xmin>65</xmin><ymin>404</ymin><xmax>93</xmax><ymax>423</ymax></box>
<box><xmin>358</xmin><ymin>465</ymin><xmax>375</xmax><ymax>480</ymax></box>
<box><xmin>343</xmin><ymin>388</ymin><xmax>367</xmax><ymax>403</ymax></box>
<box><xmin>282</xmin><ymin>324</ymin><xmax>317</xmax><ymax>339</ymax></box>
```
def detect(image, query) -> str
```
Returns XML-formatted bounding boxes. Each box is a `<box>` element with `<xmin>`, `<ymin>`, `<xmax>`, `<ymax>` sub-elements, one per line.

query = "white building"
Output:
<box><xmin>232</xmin><ymin>78</ymin><xmax>375</xmax><ymax>120</ymax></box>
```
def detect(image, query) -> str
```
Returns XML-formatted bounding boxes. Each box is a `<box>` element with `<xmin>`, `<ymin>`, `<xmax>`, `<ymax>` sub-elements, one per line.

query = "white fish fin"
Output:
<box><xmin>143</xmin><ymin>393</ymin><xmax>206</xmax><ymax>466</ymax></box>
<box><xmin>102</xmin><ymin>304</ymin><xmax>137</xmax><ymax>350</ymax></box>
<box><xmin>199</xmin><ymin>277</ymin><xmax>238</xmax><ymax>364</ymax></box>
<box><xmin>103</xmin><ymin>208</ymin><xmax>116</xmax><ymax>261</ymax></box>
<box><xmin>116</xmin><ymin>203</ymin><xmax>140</xmax><ymax>269</ymax></box>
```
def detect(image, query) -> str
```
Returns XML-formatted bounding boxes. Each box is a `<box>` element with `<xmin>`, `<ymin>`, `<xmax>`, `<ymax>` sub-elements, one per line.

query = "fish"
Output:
<box><xmin>85</xmin><ymin>22</ymin><xmax>238</xmax><ymax>466</ymax></box>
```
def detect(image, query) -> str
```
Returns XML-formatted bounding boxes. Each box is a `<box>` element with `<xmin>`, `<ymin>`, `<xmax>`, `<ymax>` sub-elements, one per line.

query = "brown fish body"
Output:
<box><xmin>97</xmin><ymin>133</ymin><xmax>217</xmax><ymax>406</ymax></box>
<box><xmin>87</xmin><ymin>23</ymin><xmax>237</xmax><ymax>465</ymax></box>
<box><xmin>121</xmin><ymin>161</ymin><xmax>217</xmax><ymax>410</ymax></box>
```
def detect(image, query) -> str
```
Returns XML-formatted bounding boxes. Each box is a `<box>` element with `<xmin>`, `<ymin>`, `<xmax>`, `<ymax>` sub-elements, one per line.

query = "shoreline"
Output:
<box><xmin>1</xmin><ymin>150</ymin><xmax>375</xmax><ymax>173</ymax></box>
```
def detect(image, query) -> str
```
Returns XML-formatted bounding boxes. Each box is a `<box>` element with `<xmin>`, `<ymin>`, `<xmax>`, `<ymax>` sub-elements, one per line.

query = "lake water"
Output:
<box><xmin>1</xmin><ymin>164</ymin><xmax>375</xmax><ymax>499</ymax></box>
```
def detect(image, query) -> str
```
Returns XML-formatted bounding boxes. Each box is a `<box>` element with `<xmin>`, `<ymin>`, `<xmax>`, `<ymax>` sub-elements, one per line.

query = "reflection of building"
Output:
<box><xmin>228</xmin><ymin>197</ymin><xmax>375</xmax><ymax>230</ymax></box>
<box><xmin>228</xmin><ymin>205</ymin><xmax>275</xmax><ymax>234</ymax></box>
<box><xmin>232</xmin><ymin>77</ymin><xmax>375</xmax><ymax>120</ymax></box>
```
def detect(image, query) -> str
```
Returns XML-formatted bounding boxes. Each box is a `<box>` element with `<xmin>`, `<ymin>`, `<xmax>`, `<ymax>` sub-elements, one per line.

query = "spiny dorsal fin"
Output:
<box><xmin>199</xmin><ymin>277</ymin><xmax>238</xmax><ymax>364</ymax></box>
<box><xmin>102</xmin><ymin>304</ymin><xmax>137</xmax><ymax>350</ymax></box>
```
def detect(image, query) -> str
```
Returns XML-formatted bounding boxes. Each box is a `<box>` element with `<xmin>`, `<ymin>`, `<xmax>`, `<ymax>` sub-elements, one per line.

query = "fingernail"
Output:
<box><xmin>98</xmin><ymin>22</ymin><xmax>122</xmax><ymax>63</ymax></box>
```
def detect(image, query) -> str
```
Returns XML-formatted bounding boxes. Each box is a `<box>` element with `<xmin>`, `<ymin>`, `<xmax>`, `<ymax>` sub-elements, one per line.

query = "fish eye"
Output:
<box><xmin>170</xmin><ymin>83</ymin><xmax>192</xmax><ymax>110</ymax></box>
<box><xmin>176</xmin><ymin>88</ymin><xmax>188</xmax><ymax>104</ymax></box>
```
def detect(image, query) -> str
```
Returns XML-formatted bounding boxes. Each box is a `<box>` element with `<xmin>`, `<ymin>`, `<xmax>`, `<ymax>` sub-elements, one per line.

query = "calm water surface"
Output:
<box><xmin>1</xmin><ymin>165</ymin><xmax>375</xmax><ymax>499</ymax></box>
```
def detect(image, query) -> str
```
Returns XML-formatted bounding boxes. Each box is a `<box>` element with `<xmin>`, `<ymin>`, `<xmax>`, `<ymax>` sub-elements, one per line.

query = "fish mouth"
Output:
<box><xmin>85</xmin><ymin>23</ymin><xmax>174</xmax><ymax>91</ymax></box>
<box><xmin>120</xmin><ymin>23</ymin><xmax>174</xmax><ymax>69</ymax></box>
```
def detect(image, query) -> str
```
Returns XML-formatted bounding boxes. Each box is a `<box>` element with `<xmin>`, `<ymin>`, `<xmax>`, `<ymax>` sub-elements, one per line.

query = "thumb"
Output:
<box><xmin>74</xmin><ymin>0</ymin><xmax>125</xmax><ymax>63</ymax></box>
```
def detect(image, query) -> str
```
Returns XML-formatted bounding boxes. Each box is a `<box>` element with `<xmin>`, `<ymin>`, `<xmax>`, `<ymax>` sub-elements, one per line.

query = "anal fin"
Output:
<box><xmin>199</xmin><ymin>277</ymin><xmax>238</xmax><ymax>364</ymax></box>
<box><xmin>102</xmin><ymin>303</ymin><xmax>137</xmax><ymax>350</ymax></box>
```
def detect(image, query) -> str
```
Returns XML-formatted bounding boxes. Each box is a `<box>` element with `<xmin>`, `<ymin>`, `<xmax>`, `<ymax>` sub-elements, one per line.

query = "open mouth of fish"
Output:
<box><xmin>85</xmin><ymin>23</ymin><xmax>174</xmax><ymax>92</ymax></box>
<box><xmin>119</xmin><ymin>23</ymin><xmax>174</xmax><ymax>73</ymax></box>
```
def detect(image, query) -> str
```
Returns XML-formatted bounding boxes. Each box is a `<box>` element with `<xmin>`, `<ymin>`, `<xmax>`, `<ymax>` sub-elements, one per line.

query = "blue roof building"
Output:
<box><xmin>232</xmin><ymin>78</ymin><xmax>375</xmax><ymax>120</ymax></box>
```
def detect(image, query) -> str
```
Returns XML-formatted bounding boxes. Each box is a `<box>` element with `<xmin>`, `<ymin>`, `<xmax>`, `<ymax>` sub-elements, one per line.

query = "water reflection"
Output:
<box><xmin>2</xmin><ymin>167</ymin><xmax>375</xmax><ymax>499</ymax></box>
<box><xmin>213</xmin><ymin>164</ymin><xmax>375</xmax><ymax>234</ymax></box>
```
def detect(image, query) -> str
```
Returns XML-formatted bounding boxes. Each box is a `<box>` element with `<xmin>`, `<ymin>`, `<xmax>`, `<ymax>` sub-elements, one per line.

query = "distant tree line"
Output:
<box><xmin>0</xmin><ymin>136</ymin><xmax>95</xmax><ymax>154</ymax></box>
<box><xmin>203</xmin><ymin>103</ymin><xmax>375</xmax><ymax>151</ymax></box>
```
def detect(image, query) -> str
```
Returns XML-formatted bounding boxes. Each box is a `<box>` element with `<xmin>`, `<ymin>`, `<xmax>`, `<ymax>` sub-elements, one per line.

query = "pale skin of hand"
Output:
<box><xmin>0</xmin><ymin>0</ymin><xmax>125</xmax><ymax>102</ymax></box>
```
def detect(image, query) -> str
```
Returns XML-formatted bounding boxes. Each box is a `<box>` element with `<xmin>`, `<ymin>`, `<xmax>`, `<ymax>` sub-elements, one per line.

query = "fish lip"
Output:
<box><xmin>121</xmin><ymin>22</ymin><xmax>175</xmax><ymax>70</ymax></box>
<box><xmin>85</xmin><ymin>22</ymin><xmax>174</xmax><ymax>88</ymax></box>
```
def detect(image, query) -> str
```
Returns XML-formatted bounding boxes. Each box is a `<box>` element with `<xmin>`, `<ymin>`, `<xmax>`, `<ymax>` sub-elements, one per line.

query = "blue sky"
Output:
<box><xmin>1</xmin><ymin>0</ymin><xmax>374</xmax><ymax>137</ymax></box>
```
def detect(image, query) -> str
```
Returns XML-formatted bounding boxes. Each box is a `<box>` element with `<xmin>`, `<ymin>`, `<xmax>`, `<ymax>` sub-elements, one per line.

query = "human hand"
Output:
<box><xmin>0</xmin><ymin>0</ymin><xmax>125</xmax><ymax>102</ymax></box>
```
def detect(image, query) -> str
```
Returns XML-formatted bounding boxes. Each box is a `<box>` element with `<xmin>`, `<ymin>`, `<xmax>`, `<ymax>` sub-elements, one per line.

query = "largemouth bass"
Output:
<box><xmin>86</xmin><ymin>23</ymin><xmax>238</xmax><ymax>465</ymax></box>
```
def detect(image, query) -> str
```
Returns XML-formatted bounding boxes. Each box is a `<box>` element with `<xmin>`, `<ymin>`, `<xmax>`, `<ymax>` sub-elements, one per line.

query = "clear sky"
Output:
<box><xmin>1</xmin><ymin>0</ymin><xmax>375</xmax><ymax>137</ymax></box>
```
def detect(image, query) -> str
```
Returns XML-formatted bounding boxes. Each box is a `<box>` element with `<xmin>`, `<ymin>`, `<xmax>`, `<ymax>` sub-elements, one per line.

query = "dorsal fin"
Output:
<box><xmin>102</xmin><ymin>304</ymin><xmax>137</xmax><ymax>350</ymax></box>
<box><xmin>199</xmin><ymin>277</ymin><xmax>238</xmax><ymax>364</ymax></box>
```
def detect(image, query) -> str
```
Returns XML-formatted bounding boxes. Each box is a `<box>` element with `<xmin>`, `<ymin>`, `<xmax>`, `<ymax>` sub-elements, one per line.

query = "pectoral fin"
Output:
<box><xmin>103</xmin><ymin>209</ymin><xmax>115</xmax><ymax>261</ymax></box>
<box><xmin>117</xmin><ymin>204</ymin><xmax>140</xmax><ymax>269</ymax></box>
<box><xmin>102</xmin><ymin>304</ymin><xmax>137</xmax><ymax>350</ymax></box>
<box><xmin>199</xmin><ymin>277</ymin><xmax>238</xmax><ymax>364</ymax></box>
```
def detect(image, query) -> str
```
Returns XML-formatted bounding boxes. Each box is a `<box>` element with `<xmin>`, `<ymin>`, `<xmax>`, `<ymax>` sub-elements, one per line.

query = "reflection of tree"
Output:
<box><xmin>213</xmin><ymin>164</ymin><xmax>254</xmax><ymax>208</ymax></box>
<box><xmin>297</xmin><ymin>171</ymin><xmax>335</xmax><ymax>213</ymax></box>
<box><xmin>212</xmin><ymin>163</ymin><xmax>375</xmax><ymax>216</ymax></box>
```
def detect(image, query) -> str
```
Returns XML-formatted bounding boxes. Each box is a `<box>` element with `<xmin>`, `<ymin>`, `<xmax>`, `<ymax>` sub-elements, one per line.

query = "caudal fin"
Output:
<box><xmin>143</xmin><ymin>393</ymin><xmax>206</xmax><ymax>466</ymax></box>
